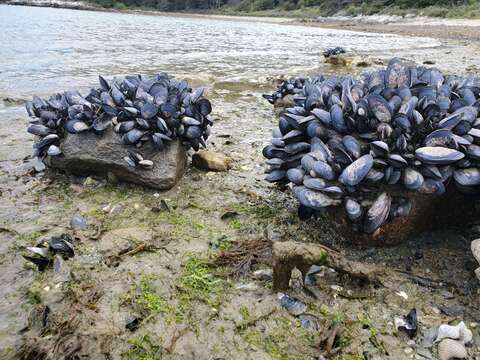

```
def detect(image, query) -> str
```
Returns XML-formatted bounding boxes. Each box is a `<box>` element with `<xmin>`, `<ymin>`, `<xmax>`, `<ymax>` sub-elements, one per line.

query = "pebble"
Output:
<box><xmin>235</xmin><ymin>282</ymin><xmax>259</xmax><ymax>291</ymax></box>
<box><xmin>421</xmin><ymin>326</ymin><xmax>438</xmax><ymax>348</ymax></box>
<box><xmin>330</xmin><ymin>285</ymin><xmax>343</xmax><ymax>292</ymax></box>
<box><xmin>192</xmin><ymin>150</ymin><xmax>232</xmax><ymax>172</ymax></box>
<box><xmin>31</xmin><ymin>158</ymin><xmax>46</xmax><ymax>173</ymax></box>
<box><xmin>438</xmin><ymin>304</ymin><xmax>464</xmax><ymax>317</ymax></box>
<box><xmin>253</xmin><ymin>269</ymin><xmax>273</xmax><ymax>281</ymax></box>
<box><xmin>83</xmin><ymin>176</ymin><xmax>98</xmax><ymax>187</ymax></box>
<box><xmin>441</xmin><ymin>290</ymin><xmax>454</xmax><ymax>299</ymax></box>
<box><xmin>416</xmin><ymin>347</ymin><xmax>433</xmax><ymax>359</ymax></box>
<box><xmin>70</xmin><ymin>213</ymin><xmax>87</xmax><ymax>229</ymax></box>
<box><xmin>404</xmin><ymin>347</ymin><xmax>413</xmax><ymax>355</ymax></box>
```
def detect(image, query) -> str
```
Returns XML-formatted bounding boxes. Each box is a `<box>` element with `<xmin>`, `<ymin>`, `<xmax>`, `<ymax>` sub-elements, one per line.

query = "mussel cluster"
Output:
<box><xmin>262</xmin><ymin>58</ymin><xmax>480</xmax><ymax>233</ymax></box>
<box><xmin>262</xmin><ymin>77</ymin><xmax>307</xmax><ymax>105</ymax></box>
<box><xmin>323</xmin><ymin>47</ymin><xmax>346</xmax><ymax>58</ymax></box>
<box><xmin>25</xmin><ymin>73</ymin><xmax>213</xmax><ymax>167</ymax></box>
<box><xmin>23</xmin><ymin>234</ymin><xmax>75</xmax><ymax>271</ymax></box>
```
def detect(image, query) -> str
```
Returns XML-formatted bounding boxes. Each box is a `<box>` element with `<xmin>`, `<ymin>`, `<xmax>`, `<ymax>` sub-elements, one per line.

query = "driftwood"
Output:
<box><xmin>272</xmin><ymin>241</ymin><xmax>382</xmax><ymax>291</ymax></box>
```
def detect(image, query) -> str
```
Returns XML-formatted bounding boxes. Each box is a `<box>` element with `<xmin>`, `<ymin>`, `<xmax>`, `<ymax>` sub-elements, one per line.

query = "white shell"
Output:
<box><xmin>460</xmin><ymin>323</ymin><xmax>473</xmax><ymax>344</ymax></box>
<box><xmin>471</xmin><ymin>238</ymin><xmax>480</xmax><ymax>264</ymax></box>
<box><xmin>437</xmin><ymin>339</ymin><xmax>467</xmax><ymax>360</ymax></box>
<box><xmin>26</xmin><ymin>246</ymin><xmax>49</xmax><ymax>258</ymax></box>
<box><xmin>139</xmin><ymin>159</ymin><xmax>153</xmax><ymax>168</ymax></box>
<box><xmin>435</xmin><ymin>322</ymin><xmax>472</xmax><ymax>344</ymax></box>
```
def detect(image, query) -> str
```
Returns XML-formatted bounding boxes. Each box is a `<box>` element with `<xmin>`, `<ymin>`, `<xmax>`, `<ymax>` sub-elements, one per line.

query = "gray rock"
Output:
<box><xmin>421</xmin><ymin>327</ymin><xmax>438</xmax><ymax>348</ymax></box>
<box><xmin>70</xmin><ymin>213</ymin><xmax>87</xmax><ymax>229</ymax></box>
<box><xmin>438</xmin><ymin>304</ymin><xmax>465</xmax><ymax>317</ymax></box>
<box><xmin>46</xmin><ymin>128</ymin><xmax>187</xmax><ymax>190</ymax></box>
<box><xmin>416</xmin><ymin>347</ymin><xmax>433</xmax><ymax>359</ymax></box>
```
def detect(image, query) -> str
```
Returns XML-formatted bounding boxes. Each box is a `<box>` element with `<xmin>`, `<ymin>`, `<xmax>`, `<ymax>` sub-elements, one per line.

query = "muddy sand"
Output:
<box><xmin>297</xmin><ymin>18</ymin><xmax>480</xmax><ymax>42</ymax></box>
<box><xmin>0</xmin><ymin>11</ymin><xmax>480</xmax><ymax>360</ymax></box>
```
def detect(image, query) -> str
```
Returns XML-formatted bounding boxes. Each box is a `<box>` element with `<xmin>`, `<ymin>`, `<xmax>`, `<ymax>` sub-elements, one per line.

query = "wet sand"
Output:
<box><xmin>0</xmin><ymin>5</ymin><xmax>479</xmax><ymax>360</ymax></box>
<box><xmin>296</xmin><ymin>18</ymin><xmax>480</xmax><ymax>42</ymax></box>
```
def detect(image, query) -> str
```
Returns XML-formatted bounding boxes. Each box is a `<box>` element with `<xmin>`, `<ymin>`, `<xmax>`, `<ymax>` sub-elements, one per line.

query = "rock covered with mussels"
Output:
<box><xmin>262</xmin><ymin>58</ymin><xmax>480</xmax><ymax>234</ymax></box>
<box><xmin>25</xmin><ymin>73</ymin><xmax>213</xmax><ymax>168</ymax></box>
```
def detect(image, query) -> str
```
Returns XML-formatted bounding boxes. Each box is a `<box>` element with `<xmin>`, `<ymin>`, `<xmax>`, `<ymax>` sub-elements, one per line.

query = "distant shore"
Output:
<box><xmin>3</xmin><ymin>0</ymin><xmax>480</xmax><ymax>42</ymax></box>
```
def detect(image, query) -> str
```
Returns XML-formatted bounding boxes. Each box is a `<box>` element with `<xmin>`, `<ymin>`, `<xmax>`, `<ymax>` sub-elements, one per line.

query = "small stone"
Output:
<box><xmin>423</xmin><ymin>60</ymin><xmax>436</xmax><ymax>65</ymax></box>
<box><xmin>404</xmin><ymin>347</ymin><xmax>413</xmax><ymax>354</ymax></box>
<box><xmin>253</xmin><ymin>269</ymin><xmax>273</xmax><ymax>281</ymax></box>
<box><xmin>69</xmin><ymin>184</ymin><xmax>84</xmax><ymax>193</ymax></box>
<box><xmin>471</xmin><ymin>239</ymin><xmax>480</xmax><ymax>264</ymax></box>
<box><xmin>83</xmin><ymin>176</ymin><xmax>99</xmax><ymax>187</ymax></box>
<box><xmin>31</xmin><ymin>158</ymin><xmax>46</xmax><ymax>173</ymax></box>
<box><xmin>70</xmin><ymin>213</ymin><xmax>87</xmax><ymax>229</ymax></box>
<box><xmin>438</xmin><ymin>304</ymin><xmax>464</xmax><ymax>317</ymax></box>
<box><xmin>431</xmin><ymin>306</ymin><xmax>441</xmax><ymax>315</ymax></box>
<box><xmin>235</xmin><ymin>282</ymin><xmax>259</xmax><ymax>291</ymax></box>
<box><xmin>192</xmin><ymin>150</ymin><xmax>232</xmax><ymax>172</ymax></box>
<box><xmin>441</xmin><ymin>291</ymin><xmax>454</xmax><ymax>299</ymax></box>
<box><xmin>416</xmin><ymin>347</ymin><xmax>433</xmax><ymax>359</ymax></box>
<box><xmin>109</xmin><ymin>204</ymin><xmax>123</xmax><ymax>215</ymax></box>
<box><xmin>330</xmin><ymin>285</ymin><xmax>343</xmax><ymax>292</ymax></box>
<box><xmin>421</xmin><ymin>327</ymin><xmax>438</xmax><ymax>348</ymax></box>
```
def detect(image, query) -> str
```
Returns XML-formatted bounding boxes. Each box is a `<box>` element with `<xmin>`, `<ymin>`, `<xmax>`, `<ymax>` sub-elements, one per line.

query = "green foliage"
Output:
<box><xmin>175</xmin><ymin>256</ymin><xmax>224</xmax><ymax>327</ymax></box>
<box><xmin>122</xmin><ymin>334</ymin><xmax>163</xmax><ymax>360</ymax></box>
<box><xmin>178</xmin><ymin>257</ymin><xmax>221</xmax><ymax>304</ymax></box>
<box><xmin>26</xmin><ymin>282</ymin><xmax>43</xmax><ymax>305</ymax></box>
<box><xmin>89</xmin><ymin>0</ymin><xmax>478</xmax><ymax>17</ymax></box>
<box><xmin>125</xmin><ymin>275</ymin><xmax>173</xmax><ymax>317</ymax></box>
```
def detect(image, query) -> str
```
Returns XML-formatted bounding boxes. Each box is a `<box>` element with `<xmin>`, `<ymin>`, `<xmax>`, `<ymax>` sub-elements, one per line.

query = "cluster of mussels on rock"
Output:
<box><xmin>25</xmin><ymin>73</ymin><xmax>213</xmax><ymax>168</ymax></box>
<box><xmin>262</xmin><ymin>58</ymin><xmax>480</xmax><ymax>234</ymax></box>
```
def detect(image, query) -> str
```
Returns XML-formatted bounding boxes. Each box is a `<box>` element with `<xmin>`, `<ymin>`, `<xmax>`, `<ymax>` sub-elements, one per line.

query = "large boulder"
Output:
<box><xmin>46</xmin><ymin>128</ymin><xmax>187</xmax><ymax>190</ymax></box>
<box><xmin>328</xmin><ymin>185</ymin><xmax>477</xmax><ymax>245</ymax></box>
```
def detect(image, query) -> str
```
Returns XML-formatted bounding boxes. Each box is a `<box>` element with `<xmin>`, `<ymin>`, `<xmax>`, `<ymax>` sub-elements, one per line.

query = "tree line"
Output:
<box><xmin>88</xmin><ymin>0</ymin><xmax>474</xmax><ymax>14</ymax></box>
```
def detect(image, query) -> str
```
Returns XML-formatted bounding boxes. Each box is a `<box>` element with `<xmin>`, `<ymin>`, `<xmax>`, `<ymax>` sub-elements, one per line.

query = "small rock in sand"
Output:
<box><xmin>192</xmin><ymin>150</ymin><xmax>232</xmax><ymax>172</ymax></box>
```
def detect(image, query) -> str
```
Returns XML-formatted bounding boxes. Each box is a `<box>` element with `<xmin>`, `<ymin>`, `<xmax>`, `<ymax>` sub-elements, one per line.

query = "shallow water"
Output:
<box><xmin>0</xmin><ymin>4</ymin><xmax>442</xmax><ymax>98</ymax></box>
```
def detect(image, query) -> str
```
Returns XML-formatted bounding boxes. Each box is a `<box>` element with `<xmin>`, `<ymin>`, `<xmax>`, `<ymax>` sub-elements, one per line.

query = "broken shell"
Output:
<box><xmin>471</xmin><ymin>239</ymin><xmax>480</xmax><ymax>265</ymax></box>
<box><xmin>437</xmin><ymin>338</ymin><xmax>467</xmax><ymax>360</ymax></box>
<box><xmin>435</xmin><ymin>322</ymin><xmax>472</xmax><ymax>344</ymax></box>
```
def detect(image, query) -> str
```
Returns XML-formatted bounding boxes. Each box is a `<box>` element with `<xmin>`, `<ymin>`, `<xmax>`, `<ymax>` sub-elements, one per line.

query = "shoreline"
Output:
<box><xmin>3</xmin><ymin>1</ymin><xmax>480</xmax><ymax>42</ymax></box>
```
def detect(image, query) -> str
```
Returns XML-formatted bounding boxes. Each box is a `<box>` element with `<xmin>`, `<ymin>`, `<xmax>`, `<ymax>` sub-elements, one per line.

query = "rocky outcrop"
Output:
<box><xmin>46</xmin><ymin>128</ymin><xmax>187</xmax><ymax>190</ymax></box>
<box><xmin>328</xmin><ymin>185</ymin><xmax>477</xmax><ymax>245</ymax></box>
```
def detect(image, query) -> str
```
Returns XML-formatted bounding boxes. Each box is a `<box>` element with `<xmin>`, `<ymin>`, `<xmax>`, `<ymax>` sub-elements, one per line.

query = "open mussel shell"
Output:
<box><xmin>23</xmin><ymin>255</ymin><xmax>51</xmax><ymax>271</ymax></box>
<box><xmin>364</xmin><ymin>192</ymin><xmax>391</xmax><ymax>234</ymax></box>
<box><xmin>49</xmin><ymin>235</ymin><xmax>74</xmax><ymax>259</ymax></box>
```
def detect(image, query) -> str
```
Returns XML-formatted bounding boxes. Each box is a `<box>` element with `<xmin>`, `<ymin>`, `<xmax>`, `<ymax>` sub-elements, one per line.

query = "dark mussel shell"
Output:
<box><xmin>339</xmin><ymin>154</ymin><xmax>373</xmax><ymax>186</ymax></box>
<box><xmin>364</xmin><ymin>192</ymin><xmax>391</xmax><ymax>234</ymax></box>
<box><xmin>415</xmin><ymin>147</ymin><xmax>464</xmax><ymax>165</ymax></box>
